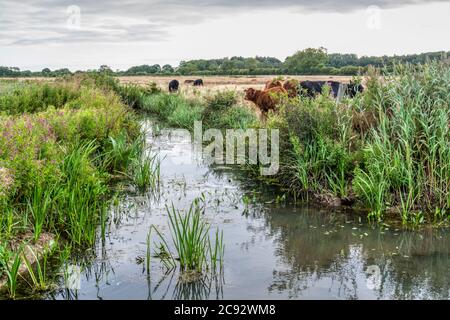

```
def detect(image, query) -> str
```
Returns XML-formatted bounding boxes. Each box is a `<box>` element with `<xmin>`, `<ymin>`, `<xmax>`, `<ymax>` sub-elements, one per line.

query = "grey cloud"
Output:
<box><xmin>1</xmin><ymin>0</ymin><xmax>447</xmax><ymax>45</ymax></box>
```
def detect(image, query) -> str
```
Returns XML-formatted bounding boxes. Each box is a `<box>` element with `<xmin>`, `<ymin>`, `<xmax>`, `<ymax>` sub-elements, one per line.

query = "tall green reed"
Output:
<box><xmin>149</xmin><ymin>201</ymin><xmax>225</xmax><ymax>273</ymax></box>
<box><xmin>1</xmin><ymin>246</ymin><xmax>22</xmax><ymax>299</ymax></box>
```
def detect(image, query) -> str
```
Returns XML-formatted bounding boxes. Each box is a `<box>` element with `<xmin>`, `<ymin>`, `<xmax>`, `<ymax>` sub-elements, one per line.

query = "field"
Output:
<box><xmin>118</xmin><ymin>74</ymin><xmax>354</xmax><ymax>92</ymax></box>
<box><xmin>118</xmin><ymin>74</ymin><xmax>356</xmax><ymax>116</ymax></box>
<box><xmin>6</xmin><ymin>75</ymin><xmax>354</xmax><ymax>90</ymax></box>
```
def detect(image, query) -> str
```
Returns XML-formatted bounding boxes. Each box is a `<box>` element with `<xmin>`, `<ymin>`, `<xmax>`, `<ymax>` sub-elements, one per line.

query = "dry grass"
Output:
<box><xmin>5</xmin><ymin>75</ymin><xmax>355</xmax><ymax>120</ymax></box>
<box><xmin>118</xmin><ymin>75</ymin><xmax>354</xmax><ymax>118</ymax></box>
<box><xmin>118</xmin><ymin>75</ymin><xmax>354</xmax><ymax>92</ymax></box>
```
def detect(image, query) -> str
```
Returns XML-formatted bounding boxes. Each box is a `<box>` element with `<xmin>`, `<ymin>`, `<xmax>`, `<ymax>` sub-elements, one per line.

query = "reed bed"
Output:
<box><xmin>0</xmin><ymin>75</ymin><xmax>160</xmax><ymax>298</ymax></box>
<box><xmin>148</xmin><ymin>200</ymin><xmax>224</xmax><ymax>274</ymax></box>
<box><xmin>134</xmin><ymin>62</ymin><xmax>449</xmax><ymax>225</ymax></box>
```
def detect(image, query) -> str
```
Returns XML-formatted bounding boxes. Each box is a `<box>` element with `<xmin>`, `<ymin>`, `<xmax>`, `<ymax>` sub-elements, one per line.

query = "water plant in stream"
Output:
<box><xmin>1</xmin><ymin>246</ymin><xmax>22</xmax><ymax>299</ymax></box>
<box><xmin>131</xmin><ymin>154</ymin><xmax>160</xmax><ymax>193</ymax></box>
<box><xmin>22</xmin><ymin>245</ymin><xmax>54</xmax><ymax>292</ymax></box>
<box><xmin>148</xmin><ymin>200</ymin><xmax>225</xmax><ymax>274</ymax></box>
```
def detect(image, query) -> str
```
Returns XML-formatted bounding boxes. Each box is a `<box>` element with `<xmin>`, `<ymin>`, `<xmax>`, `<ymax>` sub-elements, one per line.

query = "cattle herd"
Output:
<box><xmin>167</xmin><ymin>77</ymin><xmax>364</xmax><ymax>114</ymax></box>
<box><xmin>168</xmin><ymin>78</ymin><xmax>203</xmax><ymax>92</ymax></box>
<box><xmin>244</xmin><ymin>79</ymin><xmax>364</xmax><ymax>114</ymax></box>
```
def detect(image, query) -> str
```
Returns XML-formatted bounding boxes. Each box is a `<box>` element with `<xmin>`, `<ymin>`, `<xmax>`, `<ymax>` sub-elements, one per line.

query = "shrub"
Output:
<box><xmin>204</xmin><ymin>90</ymin><xmax>237</xmax><ymax>111</ymax></box>
<box><xmin>0</xmin><ymin>82</ymin><xmax>81</xmax><ymax>115</ymax></box>
<box><xmin>0</xmin><ymin>80</ymin><xmax>142</xmax><ymax>244</ymax></box>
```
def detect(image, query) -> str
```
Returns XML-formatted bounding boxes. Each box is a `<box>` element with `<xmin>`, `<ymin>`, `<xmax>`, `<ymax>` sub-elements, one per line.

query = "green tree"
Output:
<box><xmin>53</xmin><ymin>68</ymin><xmax>72</xmax><ymax>76</ymax></box>
<box><xmin>99</xmin><ymin>65</ymin><xmax>113</xmax><ymax>74</ymax></box>
<box><xmin>41</xmin><ymin>68</ymin><xmax>52</xmax><ymax>76</ymax></box>
<box><xmin>284</xmin><ymin>47</ymin><xmax>329</xmax><ymax>74</ymax></box>
<box><xmin>221</xmin><ymin>59</ymin><xmax>235</xmax><ymax>73</ymax></box>
<box><xmin>162</xmin><ymin>64</ymin><xmax>174</xmax><ymax>73</ymax></box>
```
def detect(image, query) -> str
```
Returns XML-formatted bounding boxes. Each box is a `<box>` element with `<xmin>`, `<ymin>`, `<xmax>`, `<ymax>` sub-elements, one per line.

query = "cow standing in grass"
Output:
<box><xmin>299</xmin><ymin>80</ymin><xmax>363</xmax><ymax>99</ymax></box>
<box><xmin>169</xmin><ymin>79</ymin><xmax>179</xmax><ymax>93</ymax></box>
<box><xmin>299</xmin><ymin>80</ymin><xmax>341</xmax><ymax>98</ymax></box>
<box><xmin>345</xmin><ymin>81</ymin><xmax>364</xmax><ymax>97</ymax></box>
<box><xmin>283</xmin><ymin>79</ymin><xmax>300</xmax><ymax>98</ymax></box>
<box><xmin>193</xmin><ymin>79</ymin><xmax>204</xmax><ymax>86</ymax></box>
<box><xmin>263</xmin><ymin>79</ymin><xmax>300</xmax><ymax>98</ymax></box>
<box><xmin>264</xmin><ymin>79</ymin><xmax>283</xmax><ymax>90</ymax></box>
<box><xmin>244</xmin><ymin>86</ymin><xmax>287</xmax><ymax>114</ymax></box>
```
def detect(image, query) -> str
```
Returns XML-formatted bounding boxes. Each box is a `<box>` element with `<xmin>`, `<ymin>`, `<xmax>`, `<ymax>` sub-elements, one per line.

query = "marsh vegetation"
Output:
<box><xmin>130</xmin><ymin>62</ymin><xmax>449</xmax><ymax>226</ymax></box>
<box><xmin>0</xmin><ymin>61</ymin><xmax>449</xmax><ymax>299</ymax></box>
<box><xmin>0</xmin><ymin>75</ymin><xmax>159</xmax><ymax>298</ymax></box>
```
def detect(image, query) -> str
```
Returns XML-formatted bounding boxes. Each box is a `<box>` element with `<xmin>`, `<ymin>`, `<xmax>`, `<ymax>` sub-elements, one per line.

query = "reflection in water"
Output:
<box><xmin>260</xmin><ymin>206</ymin><xmax>450</xmax><ymax>299</ymax></box>
<box><xmin>171</xmin><ymin>273</ymin><xmax>224</xmax><ymax>300</ymax></box>
<box><xmin>43</xmin><ymin>123</ymin><xmax>450</xmax><ymax>300</ymax></box>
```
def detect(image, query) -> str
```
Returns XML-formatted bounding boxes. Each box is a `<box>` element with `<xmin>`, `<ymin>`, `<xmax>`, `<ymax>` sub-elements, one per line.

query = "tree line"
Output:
<box><xmin>1</xmin><ymin>48</ymin><xmax>448</xmax><ymax>77</ymax></box>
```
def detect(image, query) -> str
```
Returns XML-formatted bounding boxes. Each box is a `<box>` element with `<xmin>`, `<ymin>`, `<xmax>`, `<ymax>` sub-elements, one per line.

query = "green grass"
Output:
<box><xmin>255</xmin><ymin>62</ymin><xmax>449</xmax><ymax>225</ymax></box>
<box><xmin>0</xmin><ymin>81</ymin><xmax>81</xmax><ymax>115</ymax></box>
<box><xmin>131</xmin><ymin>154</ymin><xmax>160</xmax><ymax>192</ymax></box>
<box><xmin>105</xmin><ymin>131</ymin><xmax>141</xmax><ymax>173</ymax></box>
<box><xmin>28</xmin><ymin>183</ymin><xmax>54</xmax><ymax>242</ymax></box>
<box><xmin>141</xmin><ymin>93</ymin><xmax>201</xmax><ymax>127</ymax></box>
<box><xmin>133</xmin><ymin>63</ymin><xmax>449</xmax><ymax>225</ymax></box>
<box><xmin>53</xmin><ymin>141</ymin><xmax>108</xmax><ymax>246</ymax></box>
<box><xmin>352</xmin><ymin>63</ymin><xmax>450</xmax><ymax>223</ymax></box>
<box><xmin>22</xmin><ymin>245</ymin><xmax>53</xmax><ymax>292</ymax></box>
<box><xmin>0</xmin><ymin>246</ymin><xmax>22</xmax><ymax>299</ymax></box>
<box><xmin>0</xmin><ymin>75</ymin><xmax>158</xmax><ymax>296</ymax></box>
<box><xmin>139</xmin><ymin>90</ymin><xmax>256</xmax><ymax>131</ymax></box>
<box><xmin>149</xmin><ymin>200</ymin><xmax>224</xmax><ymax>273</ymax></box>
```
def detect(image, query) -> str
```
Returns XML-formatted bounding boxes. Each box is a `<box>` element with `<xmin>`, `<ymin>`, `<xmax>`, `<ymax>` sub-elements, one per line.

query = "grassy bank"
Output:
<box><xmin>139</xmin><ymin>89</ymin><xmax>257</xmax><ymax>130</ymax></box>
<box><xmin>266</xmin><ymin>63</ymin><xmax>449</xmax><ymax>225</ymax></box>
<box><xmin>0</xmin><ymin>76</ymin><xmax>159</xmax><ymax>298</ymax></box>
<box><xmin>135</xmin><ymin>62</ymin><xmax>449</xmax><ymax>226</ymax></box>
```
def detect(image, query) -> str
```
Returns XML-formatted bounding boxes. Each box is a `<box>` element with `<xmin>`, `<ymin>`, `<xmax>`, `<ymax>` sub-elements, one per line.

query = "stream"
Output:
<box><xmin>48</xmin><ymin>121</ymin><xmax>450</xmax><ymax>300</ymax></box>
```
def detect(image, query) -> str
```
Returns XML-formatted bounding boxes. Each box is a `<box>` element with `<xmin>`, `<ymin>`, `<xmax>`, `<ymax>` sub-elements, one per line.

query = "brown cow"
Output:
<box><xmin>244</xmin><ymin>86</ymin><xmax>287</xmax><ymax>113</ymax></box>
<box><xmin>264</xmin><ymin>79</ymin><xmax>283</xmax><ymax>90</ymax></box>
<box><xmin>283</xmin><ymin>79</ymin><xmax>299</xmax><ymax>98</ymax></box>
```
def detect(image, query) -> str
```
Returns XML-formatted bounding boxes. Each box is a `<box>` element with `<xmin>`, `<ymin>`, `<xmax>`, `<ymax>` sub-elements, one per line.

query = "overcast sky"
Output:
<box><xmin>1</xmin><ymin>0</ymin><xmax>449</xmax><ymax>71</ymax></box>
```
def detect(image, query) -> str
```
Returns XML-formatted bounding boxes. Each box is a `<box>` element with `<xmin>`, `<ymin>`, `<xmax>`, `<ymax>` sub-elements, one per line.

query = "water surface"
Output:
<box><xmin>49</xmin><ymin>123</ymin><xmax>450</xmax><ymax>300</ymax></box>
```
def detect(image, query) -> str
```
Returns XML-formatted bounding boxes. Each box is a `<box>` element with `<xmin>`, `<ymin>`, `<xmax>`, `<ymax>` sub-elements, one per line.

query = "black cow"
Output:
<box><xmin>345</xmin><ymin>81</ymin><xmax>364</xmax><ymax>98</ymax></box>
<box><xmin>299</xmin><ymin>81</ymin><xmax>323</xmax><ymax>97</ymax></box>
<box><xmin>193</xmin><ymin>79</ymin><xmax>204</xmax><ymax>86</ymax></box>
<box><xmin>168</xmin><ymin>79</ymin><xmax>179</xmax><ymax>93</ymax></box>
<box><xmin>299</xmin><ymin>81</ymin><xmax>343</xmax><ymax>98</ymax></box>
